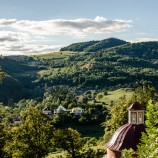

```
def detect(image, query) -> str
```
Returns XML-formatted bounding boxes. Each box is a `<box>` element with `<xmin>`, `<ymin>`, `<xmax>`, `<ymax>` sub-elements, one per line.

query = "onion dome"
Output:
<box><xmin>106</xmin><ymin>123</ymin><xmax>146</xmax><ymax>151</ymax></box>
<box><xmin>106</xmin><ymin>102</ymin><xmax>146</xmax><ymax>152</ymax></box>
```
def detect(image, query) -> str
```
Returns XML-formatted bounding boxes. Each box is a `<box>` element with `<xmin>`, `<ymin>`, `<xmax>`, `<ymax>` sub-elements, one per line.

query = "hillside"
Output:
<box><xmin>60</xmin><ymin>38</ymin><xmax>127</xmax><ymax>52</ymax></box>
<box><xmin>0</xmin><ymin>75</ymin><xmax>27</xmax><ymax>104</ymax></box>
<box><xmin>0</xmin><ymin>38</ymin><xmax>158</xmax><ymax>104</ymax></box>
<box><xmin>60</xmin><ymin>40</ymin><xmax>98</xmax><ymax>52</ymax></box>
<box><xmin>107</xmin><ymin>41</ymin><xmax>158</xmax><ymax>59</ymax></box>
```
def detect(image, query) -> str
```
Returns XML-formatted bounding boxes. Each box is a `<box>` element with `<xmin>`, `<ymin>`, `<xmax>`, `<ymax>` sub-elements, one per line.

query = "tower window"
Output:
<box><xmin>138</xmin><ymin>112</ymin><xmax>143</xmax><ymax>123</ymax></box>
<box><xmin>131</xmin><ymin>112</ymin><xmax>137</xmax><ymax>123</ymax></box>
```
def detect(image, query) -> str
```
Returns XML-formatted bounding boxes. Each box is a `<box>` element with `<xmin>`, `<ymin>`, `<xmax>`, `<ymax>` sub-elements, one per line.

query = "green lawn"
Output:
<box><xmin>97</xmin><ymin>88</ymin><xmax>134</xmax><ymax>105</ymax></box>
<box><xmin>35</xmin><ymin>51</ymin><xmax>75</xmax><ymax>59</ymax></box>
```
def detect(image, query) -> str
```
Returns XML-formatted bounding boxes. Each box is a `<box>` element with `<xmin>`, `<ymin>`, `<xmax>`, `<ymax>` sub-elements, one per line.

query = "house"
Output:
<box><xmin>70</xmin><ymin>107</ymin><xmax>84</xmax><ymax>116</ymax></box>
<box><xmin>105</xmin><ymin>102</ymin><xmax>146</xmax><ymax>158</ymax></box>
<box><xmin>54</xmin><ymin>105</ymin><xmax>67</xmax><ymax>114</ymax></box>
<box><xmin>42</xmin><ymin>106</ymin><xmax>52</xmax><ymax>116</ymax></box>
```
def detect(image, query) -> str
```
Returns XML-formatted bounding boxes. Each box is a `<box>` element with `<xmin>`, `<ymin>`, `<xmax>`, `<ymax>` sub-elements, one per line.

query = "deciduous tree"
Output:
<box><xmin>4</xmin><ymin>106</ymin><xmax>54</xmax><ymax>158</ymax></box>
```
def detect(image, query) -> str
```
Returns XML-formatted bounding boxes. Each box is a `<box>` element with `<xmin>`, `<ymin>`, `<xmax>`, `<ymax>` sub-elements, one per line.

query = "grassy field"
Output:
<box><xmin>97</xmin><ymin>88</ymin><xmax>134</xmax><ymax>105</ymax></box>
<box><xmin>35</xmin><ymin>51</ymin><xmax>75</xmax><ymax>59</ymax></box>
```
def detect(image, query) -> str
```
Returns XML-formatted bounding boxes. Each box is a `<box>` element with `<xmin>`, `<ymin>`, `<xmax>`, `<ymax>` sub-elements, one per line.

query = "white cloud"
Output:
<box><xmin>129</xmin><ymin>37</ymin><xmax>158</xmax><ymax>43</ymax></box>
<box><xmin>0</xmin><ymin>42</ymin><xmax>62</xmax><ymax>55</ymax></box>
<box><xmin>0</xmin><ymin>17</ymin><xmax>132</xmax><ymax>37</ymax></box>
<box><xmin>0</xmin><ymin>19</ymin><xmax>17</xmax><ymax>26</ymax></box>
<box><xmin>0</xmin><ymin>31</ymin><xmax>30</xmax><ymax>42</ymax></box>
<box><xmin>0</xmin><ymin>17</ymin><xmax>132</xmax><ymax>55</ymax></box>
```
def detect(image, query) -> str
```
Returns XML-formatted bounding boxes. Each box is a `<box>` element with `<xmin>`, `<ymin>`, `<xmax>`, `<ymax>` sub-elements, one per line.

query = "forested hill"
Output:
<box><xmin>107</xmin><ymin>41</ymin><xmax>158</xmax><ymax>59</ymax></box>
<box><xmin>1</xmin><ymin>39</ymin><xmax>158</xmax><ymax>104</ymax></box>
<box><xmin>60</xmin><ymin>38</ymin><xmax>127</xmax><ymax>52</ymax></box>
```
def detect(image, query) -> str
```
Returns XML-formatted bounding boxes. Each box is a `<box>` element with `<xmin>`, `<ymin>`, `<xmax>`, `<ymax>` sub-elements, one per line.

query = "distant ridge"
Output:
<box><xmin>60</xmin><ymin>37</ymin><xmax>128</xmax><ymax>52</ymax></box>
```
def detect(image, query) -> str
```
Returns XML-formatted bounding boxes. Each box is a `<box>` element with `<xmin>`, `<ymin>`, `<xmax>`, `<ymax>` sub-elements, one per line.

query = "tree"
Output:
<box><xmin>4</xmin><ymin>106</ymin><xmax>54</xmax><ymax>158</ymax></box>
<box><xmin>53</xmin><ymin>128</ymin><xmax>86</xmax><ymax>158</ymax></box>
<box><xmin>103</xmin><ymin>96</ymin><xmax>128</xmax><ymax>143</ymax></box>
<box><xmin>137</xmin><ymin>100</ymin><xmax>158</xmax><ymax>157</ymax></box>
<box><xmin>123</xmin><ymin>100</ymin><xmax>158</xmax><ymax>157</ymax></box>
<box><xmin>0</xmin><ymin>123</ymin><xmax>5</xmax><ymax>157</ymax></box>
<box><xmin>131</xmin><ymin>85</ymin><xmax>156</xmax><ymax>106</ymax></box>
<box><xmin>0</xmin><ymin>72</ymin><xmax>6</xmax><ymax>84</ymax></box>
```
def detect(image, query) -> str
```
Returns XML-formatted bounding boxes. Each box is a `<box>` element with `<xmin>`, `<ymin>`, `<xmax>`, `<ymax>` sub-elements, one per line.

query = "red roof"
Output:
<box><xmin>106</xmin><ymin>123</ymin><xmax>146</xmax><ymax>151</ymax></box>
<box><xmin>127</xmin><ymin>102</ymin><xmax>145</xmax><ymax>111</ymax></box>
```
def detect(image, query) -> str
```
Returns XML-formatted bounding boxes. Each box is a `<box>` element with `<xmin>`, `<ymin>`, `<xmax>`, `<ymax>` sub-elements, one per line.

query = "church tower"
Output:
<box><xmin>105</xmin><ymin>102</ymin><xmax>146</xmax><ymax>158</ymax></box>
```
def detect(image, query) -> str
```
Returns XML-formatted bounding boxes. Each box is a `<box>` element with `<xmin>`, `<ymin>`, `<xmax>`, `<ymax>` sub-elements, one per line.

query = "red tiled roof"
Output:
<box><xmin>127</xmin><ymin>102</ymin><xmax>145</xmax><ymax>110</ymax></box>
<box><xmin>106</xmin><ymin>123</ymin><xmax>146</xmax><ymax>151</ymax></box>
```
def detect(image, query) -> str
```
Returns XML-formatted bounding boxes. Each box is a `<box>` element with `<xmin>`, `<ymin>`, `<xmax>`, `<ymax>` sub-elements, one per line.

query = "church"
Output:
<box><xmin>105</xmin><ymin>102</ymin><xmax>146</xmax><ymax>158</ymax></box>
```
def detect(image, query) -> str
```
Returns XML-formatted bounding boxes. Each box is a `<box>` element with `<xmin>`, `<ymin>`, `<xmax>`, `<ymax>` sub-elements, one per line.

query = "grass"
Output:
<box><xmin>35</xmin><ymin>51</ymin><xmax>75</xmax><ymax>59</ymax></box>
<box><xmin>97</xmin><ymin>88</ymin><xmax>134</xmax><ymax>105</ymax></box>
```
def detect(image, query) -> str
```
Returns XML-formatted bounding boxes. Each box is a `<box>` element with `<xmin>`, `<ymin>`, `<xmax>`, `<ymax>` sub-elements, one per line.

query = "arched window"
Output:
<box><xmin>138</xmin><ymin>112</ymin><xmax>143</xmax><ymax>123</ymax></box>
<box><xmin>131</xmin><ymin>112</ymin><xmax>137</xmax><ymax>124</ymax></box>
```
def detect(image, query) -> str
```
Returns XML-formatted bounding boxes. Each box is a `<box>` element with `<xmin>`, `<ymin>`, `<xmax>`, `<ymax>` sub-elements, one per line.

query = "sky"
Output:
<box><xmin>0</xmin><ymin>0</ymin><xmax>158</xmax><ymax>55</ymax></box>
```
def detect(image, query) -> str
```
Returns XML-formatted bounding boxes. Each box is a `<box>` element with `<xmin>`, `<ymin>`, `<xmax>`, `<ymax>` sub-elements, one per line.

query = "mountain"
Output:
<box><xmin>60</xmin><ymin>40</ymin><xmax>98</xmax><ymax>52</ymax></box>
<box><xmin>60</xmin><ymin>38</ymin><xmax>128</xmax><ymax>52</ymax></box>
<box><xmin>1</xmin><ymin>39</ymin><xmax>158</xmax><ymax>104</ymax></box>
<box><xmin>107</xmin><ymin>41</ymin><xmax>158</xmax><ymax>59</ymax></box>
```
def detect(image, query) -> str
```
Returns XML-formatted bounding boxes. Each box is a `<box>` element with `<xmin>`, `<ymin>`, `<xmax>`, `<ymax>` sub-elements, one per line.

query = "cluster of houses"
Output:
<box><xmin>13</xmin><ymin>105</ymin><xmax>84</xmax><ymax>124</ymax></box>
<box><xmin>42</xmin><ymin>105</ymin><xmax>84</xmax><ymax>117</ymax></box>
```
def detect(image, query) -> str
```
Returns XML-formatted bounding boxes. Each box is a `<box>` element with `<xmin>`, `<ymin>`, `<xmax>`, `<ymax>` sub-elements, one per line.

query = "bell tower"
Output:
<box><xmin>127</xmin><ymin>102</ymin><xmax>145</xmax><ymax>125</ymax></box>
<box><xmin>106</xmin><ymin>102</ymin><xmax>146</xmax><ymax>158</ymax></box>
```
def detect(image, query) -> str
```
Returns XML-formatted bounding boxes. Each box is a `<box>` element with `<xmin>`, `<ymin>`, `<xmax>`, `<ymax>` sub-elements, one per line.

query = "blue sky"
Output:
<box><xmin>0</xmin><ymin>0</ymin><xmax>157</xmax><ymax>55</ymax></box>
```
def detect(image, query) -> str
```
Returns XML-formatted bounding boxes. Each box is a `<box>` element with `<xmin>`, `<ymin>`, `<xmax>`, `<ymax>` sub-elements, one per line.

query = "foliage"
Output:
<box><xmin>53</xmin><ymin>128</ymin><xmax>105</xmax><ymax>158</ymax></box>
<box><xmin>0</xmin><ymin>72</ymin><xmax>6</xmax><ymax>84</ymax></box>
<box><xmin>122</xmin><ymin>148</ymin><xmax>136</xmax><ymax>158</ymax></box>
<box><xmin>131</xmin><ymin>85</ymin><xmax>156</xmax><ymax>106</ymax></box>
<box><xmin>52</xmin><ymin>112</ymin><xmax>71</xmax><ymax>127</ymax></box>
<box><xmin>60</xmin><ymin>38</ymin><xmax>127</xmax><ymax>52</ymax></box>
<box><xmin>137</xmin><ymin>100</ymin><xmax>158</xmax><ymax>158</ymax></box>
<box><xmin>103</xmin><ymin>96</ymin><xmax>129</xmax><ymax>143</ymax></box>
<box><xmin>1</xmin><ymin>40</ymin><xmax>158</xmax><ymax>104</ymax></box>
<box><xmin>60</xmin><ymin>40</ymin><xmax>98</xmax><ymax>52</ymax></box>
<box><xmin>0</xmin><ymin>123</ymin><xmax>5</xmax><ymax>157</ymax></box>
<box><xmin>80</xmin><ymin>147</ymin><xmax>106</xmax><ymax>158</ymax></box>
<box><xmin>4</xmin><ymin>106</ymin><xmax>54</xmax><ymax>158</ymax></box>
<box><xmin>53</xmin><ymin>128</ymin><xmax>86</xmax><ymax>158</ymax></box>
<box><xmin>0</xmin><ymin>104</ymin><xmax>13</xmax><ymax>124</ymax></box>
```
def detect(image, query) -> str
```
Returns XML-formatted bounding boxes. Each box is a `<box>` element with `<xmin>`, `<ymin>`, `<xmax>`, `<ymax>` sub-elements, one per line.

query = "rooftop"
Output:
<box><xmin>127</xmin><ymin>102</ymin><xmax>145</xmax><ymax>111</ymax></box>
<box><xmin>106</xmin><ymin>123</ymin><xmax>146</xmax><ymax>151</ymax></box>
